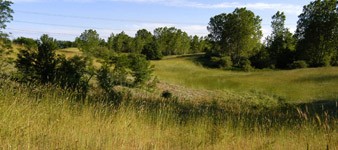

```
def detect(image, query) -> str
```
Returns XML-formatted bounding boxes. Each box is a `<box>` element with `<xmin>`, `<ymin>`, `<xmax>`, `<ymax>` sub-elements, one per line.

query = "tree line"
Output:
<box><xmin>207</xmin><ymin>0</ymin><xmax>338</xmax><ymax>70</ymax></box>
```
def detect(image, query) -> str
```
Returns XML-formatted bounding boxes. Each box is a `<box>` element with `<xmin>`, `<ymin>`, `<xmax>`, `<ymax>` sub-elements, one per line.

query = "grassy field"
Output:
<box><xmin>0</xmin><ymin>78</ymin><xmax>337</xmax><ymax>149</ymax></box>
<box><xmin>152</xmin><ymin>55</ymin><xmax>338</xmax><ymax>103</ymax></box>
<box><xmin>2</xmin><ymin>47</ymin><xmax>337</xmax><ymax>149</ymax></box>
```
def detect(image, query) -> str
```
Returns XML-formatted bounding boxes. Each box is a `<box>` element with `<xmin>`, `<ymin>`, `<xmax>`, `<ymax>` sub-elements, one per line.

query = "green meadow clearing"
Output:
<box><xmin>0</xmin><ymin>47</ymin><xmax>337</xmax><ymax>149</ymax></box>
<box><xmin>152</xmin><ymin>55</ymin><xmax>338</xmax><ymax>103</ymax></box>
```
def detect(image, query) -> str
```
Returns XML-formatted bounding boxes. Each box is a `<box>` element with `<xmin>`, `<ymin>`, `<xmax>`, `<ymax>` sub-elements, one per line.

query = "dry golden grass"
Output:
<box><xmin>0</xmin><ymin>79</ymin><xmax>337</xmax><ymax>149</ymax></box>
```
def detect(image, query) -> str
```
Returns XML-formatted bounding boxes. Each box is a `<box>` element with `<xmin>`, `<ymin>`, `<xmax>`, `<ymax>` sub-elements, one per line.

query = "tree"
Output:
<box><xmin>128</xmin><ymin>54</ymin><xmax>153</xmax><ymax>86</ymax></box>
<box><xmin>295</xmin><ymin>0</ymin><xmax>338</xmax><ymax>67</ymax></box>
<box><xmin>112</xmin><ymin>31</ymin><xmax>133</xmax><ymax>53</ymax></box>
<box><xmin>0</xmin><ymin>0</ymin><xmax>13</xmax><ymax>30</ymax></box>
<box><xmin>154</xmin><ymin>27</ymin><xmax>191</xmax><ymax>55</ymax></box>
<box><xmin>16</xmin><ymin>34</ymin><xmax>58</xmax><ymax>83</ymax></box>
<box><xmin>56</xmin><ymin>56</ymin><xmax>90</xmax><ymax>92</ymax></box>
<box><xmin>76</xmin><ymin>29</ymin><xmax>101</xmax><ymax>55</ymax></box>
<box><xmin>13</xmin><ymin>37</ymin><xmax>38</xmax><ymax>49</ymax></box>
<box><xmin>266</xmin><ymin>11</ymin><xmax>296</xmax><ymax>68</ymax></box>
<box><xmin>141</xmin><ymin>40</ymin><xmax>162</xmax><ymax>60</ymax></box>
<box><xmin>207</xmin><ymin>8</ymin><xmax>262</xmax><ymax>66</ymax></box>
<box><xmin>0</xmin><ymin>0</ymin><xmax>13</xmax><ymax>75</ymax></box>
<box><xmin>133</xmin><ymin>29</ymin><xmax>153</xmax><ymax>54</ymax></box>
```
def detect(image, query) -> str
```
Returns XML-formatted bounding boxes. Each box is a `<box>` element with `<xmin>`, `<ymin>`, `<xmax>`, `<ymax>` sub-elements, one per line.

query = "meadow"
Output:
<box><xmin>1</xmin><ymin>47</ymin><xmax>337</xmax><ymax>149</ymax></box>
<box><xmin>152</xmin><ymin>55</ymin><xmax>338</xmax><ymax>103</ymax></box>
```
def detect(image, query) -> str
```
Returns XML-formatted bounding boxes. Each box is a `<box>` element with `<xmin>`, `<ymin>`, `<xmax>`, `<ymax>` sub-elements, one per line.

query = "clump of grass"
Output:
<box><xmin>0</xmin><ymin>78</ymin><xmax>337</xmax><ymax>149</ymax></box>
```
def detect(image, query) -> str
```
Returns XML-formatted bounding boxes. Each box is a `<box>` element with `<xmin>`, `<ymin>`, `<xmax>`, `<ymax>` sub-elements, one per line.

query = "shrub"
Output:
<box><xmin>56</xmin><ymin>56</ymin><xmax>90</xmax><ymax>93</ymax></box>
<box><xmin>289</xmin><ymin>60</ymin><xmax>308</xmax><ymax>69</ymax></box>
<box><xmin>141</xmin><ymin>42</ymin><xmax>162</xmax><ymax>60</ymax></box>
<box><xmin>219</xmin><ymin>56</ymin><xmax>233</xmax><ymax>69</ymax></box>
<box><xmin>240</xmin><ymin>58</ymin><xmax>253</xmax><ymax>72</ymax></box>
<box><xmin>162</xmin><ymin>90</ymin><xmax>172</xmax><ymax>99</ymax></box>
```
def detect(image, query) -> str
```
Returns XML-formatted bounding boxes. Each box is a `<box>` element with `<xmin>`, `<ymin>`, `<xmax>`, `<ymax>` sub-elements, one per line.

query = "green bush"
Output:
<box><xmin>289</xmin><ymin>60</ymin><xmax>308</xmax><ymax>69</ymax></box>
<box><xmin>219</xmin><ymin>56</ymin><xmax>233</xmax><ymax>69</ymax></box>
<box><xmin>240</xmin><ymin>58</ymin><xmax>253</xmax><ymax>72</ymax></box>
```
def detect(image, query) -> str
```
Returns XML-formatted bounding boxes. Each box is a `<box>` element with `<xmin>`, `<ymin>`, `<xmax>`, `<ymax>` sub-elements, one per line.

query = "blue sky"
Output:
<box><xmin>6</xmin><ymin>0</ymin><xmax>313</xmax><ymax>41</ymax></box>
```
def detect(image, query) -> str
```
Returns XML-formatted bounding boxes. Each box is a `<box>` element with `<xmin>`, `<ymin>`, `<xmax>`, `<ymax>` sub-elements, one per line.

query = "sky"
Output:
<box><xmin>5</xmin><ymin>0</ymin><xmax>313</xmax><ymax>41</ymax></box>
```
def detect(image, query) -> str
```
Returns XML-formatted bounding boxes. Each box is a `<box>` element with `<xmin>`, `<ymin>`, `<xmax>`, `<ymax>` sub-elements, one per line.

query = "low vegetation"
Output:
<box><xmin>0</xmin><ymin>77</ymin><xmax>337</xmax><ymax>149</ymax></box>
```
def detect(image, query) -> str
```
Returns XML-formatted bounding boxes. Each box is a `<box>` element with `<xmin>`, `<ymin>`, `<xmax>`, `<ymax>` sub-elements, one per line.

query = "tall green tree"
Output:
<box><xmin>267</xmin><ymin>11</ymin><xmax>296</xmax><ymax>68</ymax></box>
<box><xmin>295</xmin><ymin>0</ymin><xmax>338</xmax><ymax>67</ymax></box>
<box><xmin>207</xmin><ymin>8</ymin><xmax>262</xmax><ymax>66</ymax></box>
<box><xmin>133</xmin><ymin>29</ymin><xmax>153</xmax><ymax>54</ymax></box>
<box><xmin>76</xmin><ymin>29</ymin><xmax>101</xmax><ymax>53</ymax></box>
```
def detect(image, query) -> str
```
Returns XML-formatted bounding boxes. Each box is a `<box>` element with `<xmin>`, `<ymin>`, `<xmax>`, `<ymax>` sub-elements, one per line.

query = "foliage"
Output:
<box><xmin>154</xmin><ymin>27</ymin><xmax>191</xmax><ymax>55</ymax></box>
<box><xmin>295</xmin><ymin>0</ymin><xmax>338</xmax><ymax>67</ymax></box>
<box><xmin>13</xmin><ymin>37</ymin><xmax>38</xmax><ymax>49</ymax></box>
<box><xmin>207</xmin><ymin>8</ymin><xmax>262</xmax><ymax>66</ymax></box>
<box><xmin>75</xmin><ymin>29</ymin><xmax>102</xmax><ymax>55</ymax></box>
<box><xmin>133</xmin><ymin>29</ymin><xmax>153</xmax><ymax>54</ymax></box>
<box><xmin>266</xmin><ymin>11</ymin><xmax>296</xmax><ymax>69</ymax></box>
<box><xmin>141</xmin><ymin>40</ymin><xmax>163</xmax><ymax>60</ymax></box>
<box><xmin>128</xmin><ymin>54</ymin><xmax>153</xmax><ymax>86</ymax></box>
<box><xmin>0</xmin><ymin>0</ymin><xmax>13</xmax><ymax>75</ymax></box>
<box><xmin>190</xmin><ymin>35</ymin><xmax>209</xmax><ymax>53</ymax></box>
<box><xmin>56</xmin><ymin>55</ymin><xmax>91</xmax><ymax>92</ymax></box>
<box><xmin>0</xmin><ymin>0</ymin><xmax>13</xmax><ymax>30</ymax></box>
<box><xmin>239</xmin><ymin>58</ymin><xmax>253</xmax><ymax>72</ymax></box>
<box><xmin>250</xmin><ymin>45</ymin><xmax>271</xmax><ymax>69</ymax></box>
<box><xmin>111</xmin><ymin>31</ymin><xmax>133</xmax><ymax>53</ymax></box>
<box><xmin>289</xmin><ymin>60</ymin><xmax>308</xmax><ymax>69</ymax></box>
<box><xmin>16</xmin><ymin>34</ymin><xmax>58</xmax><ymax>83</ymax></box>
<box><xmin>96</xmin><ymin>64</ymin><xmax>124</xmax><ymax>105</ymax></box>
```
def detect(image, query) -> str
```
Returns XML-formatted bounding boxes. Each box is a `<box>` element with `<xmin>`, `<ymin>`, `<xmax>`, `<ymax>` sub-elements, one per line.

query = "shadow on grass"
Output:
<box><xmin>295</xmin><ymin>99</ymin><xmax>338</xmax><ymax>117</ymax></box>
<box><xmin>295</xmin><ymin>75</ymin><xmax>338</xmax><ymax>83</ymax></box>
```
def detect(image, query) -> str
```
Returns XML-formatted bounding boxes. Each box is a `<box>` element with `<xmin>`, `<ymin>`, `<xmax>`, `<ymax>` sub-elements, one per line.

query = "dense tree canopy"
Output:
<box><xmin>133</xmin><ymin>29</ymin><xmax>153</xmax><ymax>54</ymax></box>
<box><xmin>112</xmin><ymin>31</ymin><xmax>133</xmax><ymax>53</ymax></box>
<box><xmin>295</xmin><ymin>0</ymin><xmax>338</xmax><ymax>67</ymax></box>
<box><xmin>266</xmin><ymin>11</ymin><xmax>296</xmax><ymax>68</ymax></box>
<box><xmin>207</xmin><ymin>8</ymin><xmax>262</xmax><ymax>66</ymax></box>
<box><xmin>154</xmin><ymin>27</ymin><xmax>190</xmax><ymax>55</ymax></box>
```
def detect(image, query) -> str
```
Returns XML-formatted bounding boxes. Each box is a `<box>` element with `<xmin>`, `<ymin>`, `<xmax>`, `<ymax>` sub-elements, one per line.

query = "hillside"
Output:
<box><xmin>152</xmin><ymin>55</ymin><xmax>338</xmax><ymax>103</ymax></box>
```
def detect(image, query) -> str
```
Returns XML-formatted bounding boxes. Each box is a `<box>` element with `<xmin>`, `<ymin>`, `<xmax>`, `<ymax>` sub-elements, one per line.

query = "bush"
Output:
<box><xmin>141</xmin><ymin>42</ymin><xmax>162</xmax><ymax>60</ymax></box>
<box><xmin>289</xmin><ymin>60</ymin><xmax>308</xmax><ymax>69</ymax></box>
<box><xmin>240</xmin><ymin>59</ymin><xmax>253</xmax><ymax>72</ymax></box>
<box><xmin>56</xmin><ymin>56</ymin><xmax>90</xmax><ymax>93</ymax></box>
<box><xmin>161</xmin><ymin>90</ymin><xmax>172</xmax><ymax>99</ymax></box>
<box><xmin>219</xmin><ymin>56</ymin><xmax>233</xmax><ymax>69</ymax></box>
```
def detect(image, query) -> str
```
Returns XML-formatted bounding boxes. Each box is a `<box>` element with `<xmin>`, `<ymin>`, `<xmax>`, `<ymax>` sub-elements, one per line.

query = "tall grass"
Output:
<box><xmin>152</xmin><ymin>56</ymin><xmax>338</xmax><ymax>103</ymax></box>
<box><xmin>0</xmin><ymin>78</ymin><xmax>337</xmax><ymax>149</ymax></box>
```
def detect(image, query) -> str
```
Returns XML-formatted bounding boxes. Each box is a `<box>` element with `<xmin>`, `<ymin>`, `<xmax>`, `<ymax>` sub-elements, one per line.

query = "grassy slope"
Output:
<box><xmin>0</xmin><ymin>80</ymin><xmax>336</xmax><ymax>149</ymax></box>
<box><xmin>152</xmin><ymin>56</ymin><xmax>338</xmax><ymax>103</ymax></box>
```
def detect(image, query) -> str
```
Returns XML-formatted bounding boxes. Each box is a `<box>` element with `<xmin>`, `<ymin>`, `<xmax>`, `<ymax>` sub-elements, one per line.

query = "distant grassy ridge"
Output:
<box><xmin>152</xmin><ymin>55</ymin><xmax>338</xmax><ymax>103</ymax></box>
